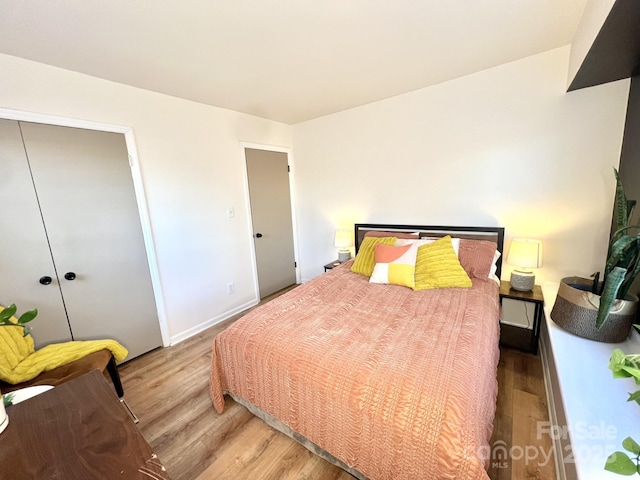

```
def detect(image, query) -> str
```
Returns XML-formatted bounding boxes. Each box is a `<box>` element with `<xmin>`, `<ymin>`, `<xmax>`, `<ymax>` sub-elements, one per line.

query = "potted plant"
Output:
<box><xmin>551</xmin><ymin>168</ymin><xmax>640</xmax><ymax>343</ymax></box>
<box><xmin>0</xmin><ymin>303</ymin><xmax>37</xmax><ymax>333</ymax></box>
<box><xmin>0</xmin><ymin>304</ymin><xmax>37</xmax><ymax>434</ymax></box>
<box><xmin>605</xmin><ymin>348</ymin><xmax>640</xmax><ymax>475</ymax></box>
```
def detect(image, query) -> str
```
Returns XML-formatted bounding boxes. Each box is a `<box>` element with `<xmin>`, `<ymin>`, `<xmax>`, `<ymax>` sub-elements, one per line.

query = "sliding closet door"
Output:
<box><xmin>0</xmin><ymin>119</ymin><xmax>72</xmax><ymax>344</ymax></box>
<box><xmin>19</xmin><ymin>122</ymin><xmax>162</xmax><ymax>358</ymax></box>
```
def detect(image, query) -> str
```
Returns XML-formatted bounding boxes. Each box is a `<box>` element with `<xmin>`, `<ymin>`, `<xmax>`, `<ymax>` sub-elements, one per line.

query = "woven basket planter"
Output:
<box><xmin>551</xmin><ymin>277</ymin><xmax>638</xmax><ymax>343</ymax></box>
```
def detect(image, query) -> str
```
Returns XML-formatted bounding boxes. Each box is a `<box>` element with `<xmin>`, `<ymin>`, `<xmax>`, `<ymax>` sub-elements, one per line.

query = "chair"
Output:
<box><xmin>0</xmin><ymin>312</ymin><xmax>137</xmax><ymax>422</ymax></box>
<box><xmin>0</xmin><ymin>349</ymin><xmax>123</xmax><ymax>395</ymax></box>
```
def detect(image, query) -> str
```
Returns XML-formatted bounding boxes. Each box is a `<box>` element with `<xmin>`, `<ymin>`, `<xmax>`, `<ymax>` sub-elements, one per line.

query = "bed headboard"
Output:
<box><xmin>354</xmin><ymin>223</ymin><xmax>505</xmax><ymax>278</ymax></box>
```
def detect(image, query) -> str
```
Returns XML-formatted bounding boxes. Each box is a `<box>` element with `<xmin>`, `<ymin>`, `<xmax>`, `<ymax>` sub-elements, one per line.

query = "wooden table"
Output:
<box><xmin>0</xmin><ymin>369</ymin><xmax>170</xmax><ymax>479</ymax></box>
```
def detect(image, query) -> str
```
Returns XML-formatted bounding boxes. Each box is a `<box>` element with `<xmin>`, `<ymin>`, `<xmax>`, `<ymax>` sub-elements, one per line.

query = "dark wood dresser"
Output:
<box><xmin>0</xmin><ymin>369</ymin><xmax>169</xmax><ymax>479</ymax></box>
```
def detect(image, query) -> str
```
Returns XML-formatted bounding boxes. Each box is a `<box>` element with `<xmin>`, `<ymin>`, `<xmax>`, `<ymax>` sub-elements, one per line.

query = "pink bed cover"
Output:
<box><xmin>210</xmin><ymin>261</ymin><xmax>500</xmax><ymax>480</ymax></box>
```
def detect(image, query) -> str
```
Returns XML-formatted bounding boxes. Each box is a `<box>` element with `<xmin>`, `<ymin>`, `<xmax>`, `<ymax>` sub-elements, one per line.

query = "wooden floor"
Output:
<box><xmin>119</xmin><ymin>287</ymin><xmax>556</xmax><ymax>480</ymax></box>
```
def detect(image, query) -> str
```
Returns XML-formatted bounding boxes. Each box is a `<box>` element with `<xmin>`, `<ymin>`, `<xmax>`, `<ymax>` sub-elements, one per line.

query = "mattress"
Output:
<box><xmin>210</xmin><ymin>260</ymin><xmax>500</xmax><ymax>479</ymax></box>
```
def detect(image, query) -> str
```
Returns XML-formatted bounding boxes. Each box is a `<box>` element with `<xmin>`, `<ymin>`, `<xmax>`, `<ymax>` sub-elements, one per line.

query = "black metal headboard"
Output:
<box><xmin>354</xmin><ymin>223</ymin><xmax>505</xmax><ymax>278</ymax></box>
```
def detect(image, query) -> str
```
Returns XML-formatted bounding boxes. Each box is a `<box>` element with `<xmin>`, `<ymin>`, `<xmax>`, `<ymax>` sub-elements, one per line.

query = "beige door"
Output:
<box><xmin>245</xmin><ymin>148</ymin><xmax>296</xmax><ymax>298</ymax></box>
<box><xmin>0</xmin><ymin>119</ymin><xmax>72</xmax><ymax>344</ymax></box>
<box><xmin>0</xmin><ymin>120</ymin><xmax>162</xmax><ymax>359</ymax></box>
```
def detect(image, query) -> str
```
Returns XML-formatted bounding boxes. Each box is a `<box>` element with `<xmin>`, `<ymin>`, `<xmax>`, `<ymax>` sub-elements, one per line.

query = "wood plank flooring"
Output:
<box><xmin>119</xmin><ymin>288</ymin><xmax>556</xmax><ymax>480</ymax></box>
<box><xmin>487</xmin><ymin>347</ymin><xmax>556</xmax><ymax>480</ymax></box>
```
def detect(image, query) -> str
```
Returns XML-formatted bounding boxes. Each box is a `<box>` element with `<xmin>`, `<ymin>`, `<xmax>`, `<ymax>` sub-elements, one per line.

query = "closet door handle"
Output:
<box><xmin>255</xmin><ymin>233</ymin><xmax>263</xmax><ymax>238</ymax></box>
<box><xmin>64</xmin><ymin>272</ymin><xmax>76</xmax><ymax>281</ymax></box>
<box><xmin>39</xmin><ymin>276</ymin><xmax>52</xmax><ymax>285</ymax></box>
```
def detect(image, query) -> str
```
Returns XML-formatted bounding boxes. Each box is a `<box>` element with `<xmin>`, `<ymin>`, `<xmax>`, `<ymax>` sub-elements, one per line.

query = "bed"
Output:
<box><xmin>210</xmin><ymin>223</ymin><xmax>504</xmax><ymax>479</ymax></box>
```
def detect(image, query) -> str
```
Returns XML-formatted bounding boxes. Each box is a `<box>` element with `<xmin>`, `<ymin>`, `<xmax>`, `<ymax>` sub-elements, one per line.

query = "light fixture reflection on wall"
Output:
<box><xmin>506</xmin><ymin>238</ymin><xmax>543</xmax><ymax>292</ymax></box>
<box><xmin>334</xmin><ymin>229</ymin><xmax>353</xmax><ymax>263</ymax></box>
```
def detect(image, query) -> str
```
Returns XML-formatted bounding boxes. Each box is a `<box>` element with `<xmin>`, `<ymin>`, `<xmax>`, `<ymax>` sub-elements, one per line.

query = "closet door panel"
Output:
<box><xmin>0</xmin><ymin>119</ymin><xmax>72</xmax><ymax>346</ymax></box>
<box><xmin>20</xmin><ymin>122</ymin><xmax>162</xmax><ymax>359</ymax></box>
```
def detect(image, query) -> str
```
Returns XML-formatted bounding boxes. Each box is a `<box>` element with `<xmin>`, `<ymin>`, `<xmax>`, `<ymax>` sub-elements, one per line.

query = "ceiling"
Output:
<box><xmin>0</xmin><ymin>0</ymin><xmax>588</xmax><ymax>124</ymax></box>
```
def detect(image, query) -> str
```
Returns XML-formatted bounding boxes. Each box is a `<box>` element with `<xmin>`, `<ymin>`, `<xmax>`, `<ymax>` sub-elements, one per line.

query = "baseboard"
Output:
<box><xmin>169</xmin><ymin>298</ymin><xmax>259</xmax><ymax>345</ymax></box>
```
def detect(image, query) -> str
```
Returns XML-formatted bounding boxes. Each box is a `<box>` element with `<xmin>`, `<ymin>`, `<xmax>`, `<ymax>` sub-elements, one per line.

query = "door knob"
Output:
<box><xmin>64</xmin><ymin>272</ymin><xmax>76</xmax><ymax>281</ymax></box>
<box><xmin>39</xmin><ymin>276</ymin><xmax>52</xmax><ymax>285</ymax></box>
<box><xmin>255</xmin><ymin>233</ymin><xmax>263</xmax><ymax>238</ymax></box>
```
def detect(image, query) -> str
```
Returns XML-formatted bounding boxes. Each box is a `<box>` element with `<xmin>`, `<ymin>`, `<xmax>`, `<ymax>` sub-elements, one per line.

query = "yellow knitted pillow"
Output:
<box><xmin>351</xmin><ymin>236</ymin><xmax>397</xmax><ymax>276</ymax></box>
<box><xmin>0</xmin><ymin>306</ymin><xmax>35</xmax><ymax>378</ymax></box>
<box><xmin>414</xmin><ymin>235</ymin><xmax>472</xmax><ymax>290</ymax></box>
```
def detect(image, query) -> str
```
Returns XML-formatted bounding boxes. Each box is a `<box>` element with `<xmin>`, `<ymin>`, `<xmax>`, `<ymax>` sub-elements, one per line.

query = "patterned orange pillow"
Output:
<box><xmin>350</xmin><ymin>236</ymin><xmax>397</xmax><ymax>276</ymax></box>
<box><xmin>369</xmin><ymin>243</ymin><xmax>419</xmax><ymax>288</ymax></box>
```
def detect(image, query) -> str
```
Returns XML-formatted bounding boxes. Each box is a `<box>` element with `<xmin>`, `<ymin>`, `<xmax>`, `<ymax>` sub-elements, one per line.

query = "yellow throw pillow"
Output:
<box><xmin>369</xmin><ymin>243</ymin><xmax>419</xmax><ymax>288</ymax></box>
<box><xmin>414</xmin><ymin>236</ymin><xmax>472</xmax><ymax>290</ymax></box>
<box><xmin>351</xmin><ymin>236</ymin><xmax>397</xmax><ymax>276</ymax></box>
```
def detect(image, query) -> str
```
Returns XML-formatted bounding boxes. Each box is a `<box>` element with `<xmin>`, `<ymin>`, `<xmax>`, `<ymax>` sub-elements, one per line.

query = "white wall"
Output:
<box><xmin>292</xmin><ymin>46</ymin><xmax>630</xmax><ymax>285</ymax></box>
<box><xmin>0</xmin><ymin>44</ymin><xmax>631</xmax><ymax>343</ymax></box>
<box><xmin>0</xmin><ymin>53</ymin><xmax>292</xmax><ymax>345</ymax></box>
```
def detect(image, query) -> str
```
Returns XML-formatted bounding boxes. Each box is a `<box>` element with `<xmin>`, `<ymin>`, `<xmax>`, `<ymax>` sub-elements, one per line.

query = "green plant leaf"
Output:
<box><xmin>622</xmin><ymin>437</ymin><xmax>640</xmax><ymax>455</ymax></box>
<box><xmin>614</xmin><ymin>168</ymin><xmax>629</xmax><ymax>229</ymax></box>
<box><xmin>611</xmin><ymin>349</ymin><xmax>628</xmax><ymax>365</ymax></box>
<box><xmin>613</xmin><ymin>370</ymin><xmax>634</xmax><ymax>380</ymax></box>
<box><xmin>606</xmin><ymin>235</ymin><xmax>637</xmax><ymax>276</ymax></box>
<box><xmin>610</xmin><ymin>350</ymin><xmax>640</xmax><ymax>387</ymax></box>
<box><xmin>620</xmin><ymin>235</ymin><xmax>640</xmax><ymax>299</ymax></box>
<box><xmin>0</xmin><ymin>304</ymin><xmax>17</xmax><ymax>324</ymax></box>
<box><xmin>621</xmin><ymin>367</ymin><xmax>640</xmax><ymax>382</ymax></box>
<box><xmin>610</xmin><ymin>350</ymin><xmax>633</xmax><ymax>377</ymax></box>
<box><xmin>605</xmin><ymin>451</ymin><xmax>637</xmax><ymax>475</ymax></box>
<box><xmin>17</xmin><ymin>308</ymin><xmax>37</xmax><ymax>324</ymax></box>
<box><xmin>597</xmin><ymin>267</ymin><xmax>627</xmax><ymax>328</ymax></box>
<box><xmin>2</xmin><ymin>393</ymin><xmax>14</xmax><ymax>408</ymax></box>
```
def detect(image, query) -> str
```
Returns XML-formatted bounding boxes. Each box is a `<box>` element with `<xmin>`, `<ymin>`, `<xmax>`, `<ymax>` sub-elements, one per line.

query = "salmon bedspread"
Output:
<box><xmin>210</xmin><ymin>261</ymin><xmax>500</xmax><ymax>480</ymax></box>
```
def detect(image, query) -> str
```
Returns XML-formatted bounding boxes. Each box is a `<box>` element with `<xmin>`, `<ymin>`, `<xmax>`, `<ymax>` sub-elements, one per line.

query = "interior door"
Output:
<box><xmin>18</xmin><ymin>122</ymin><xmax>162</xmax><ymax>358</ymax></box>
<box><xmin>245</xmin><ymin>148</ymin><xmax>296</xmax><ymax>298</ymax></box>
<box><xmin>0</xmin><ymin>119</ymin><xmax>72</xmax><ymax>344</ymax></box>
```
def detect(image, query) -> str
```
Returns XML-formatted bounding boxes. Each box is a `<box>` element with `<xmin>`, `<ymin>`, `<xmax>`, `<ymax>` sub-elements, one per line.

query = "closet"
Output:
<box><xmin>0</xmin><ymin>119</ymin><xmax>161</xmax><ymax>360</ymax></box>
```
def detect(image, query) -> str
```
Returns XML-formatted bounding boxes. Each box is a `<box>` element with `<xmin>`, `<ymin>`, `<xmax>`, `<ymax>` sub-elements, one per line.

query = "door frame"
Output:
<box><xmin>240</xmin><ymin>142</ymin><xmax>300</xmax><ymax>300</ymax></box>
<box><xmin>0</xmin><ymin>107</ymin><xmax>170</xmax><ymax>347</ymax></box>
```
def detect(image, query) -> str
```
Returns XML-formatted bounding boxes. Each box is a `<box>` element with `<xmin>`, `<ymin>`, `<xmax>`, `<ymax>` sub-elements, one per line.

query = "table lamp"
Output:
<box><xmin>334</xmin><ymin>229</ymin><xmax>353</xmax><ymax>263</ymax></box>
<box><xmin>506</xmin><ymin>238</ymin><xmax>542</xmax><ymax>291</ymax></box>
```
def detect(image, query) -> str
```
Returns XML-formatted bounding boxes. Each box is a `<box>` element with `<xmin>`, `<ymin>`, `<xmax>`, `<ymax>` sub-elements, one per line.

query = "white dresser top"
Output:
<box><xmin>542</xmin><ymin>281</ymin><xmax>640</xmax><ymax>479</ymax></box>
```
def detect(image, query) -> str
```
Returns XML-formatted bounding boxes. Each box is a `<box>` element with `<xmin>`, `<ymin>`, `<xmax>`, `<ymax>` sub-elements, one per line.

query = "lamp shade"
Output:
<box><xmin>507</xmin><ymin>239</ymin><xmax>543</xmax><ymax>269</ymax></box>
<box><xmin>334</xmin><ymin>229</ymin><xmax>353</xmax><ymax>262</ymax></box>
<box><xmin>507</xmin><ymin>238</ymin><xmax>542</xmax><ymax>291</ymax></box>
<box><xmin>334</xmin><ymin>229</ymin><xmax>353</xmax><ymax>249</ymax></box>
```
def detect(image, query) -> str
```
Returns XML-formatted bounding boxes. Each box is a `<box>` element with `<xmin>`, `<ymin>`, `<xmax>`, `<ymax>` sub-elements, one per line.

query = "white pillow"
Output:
<box><xmin>395</xmin><ymin>237</ymin><xmax>461</xmax><ymax>257</ymax></box>
<box><xmin>489</xmin><ymin>250</ymin><xmax>501</xmax><ymax>284</ymax></box>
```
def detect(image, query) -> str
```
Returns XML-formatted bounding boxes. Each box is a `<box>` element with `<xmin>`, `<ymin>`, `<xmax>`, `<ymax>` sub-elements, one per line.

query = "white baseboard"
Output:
<box><xmin>169</xmin><ymin>298</ymin><xmax>259</xmax><ymax>345</ymax></box>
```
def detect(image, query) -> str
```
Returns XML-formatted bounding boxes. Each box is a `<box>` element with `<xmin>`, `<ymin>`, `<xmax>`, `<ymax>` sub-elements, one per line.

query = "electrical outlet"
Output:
<box><xmin>227</xmin><ymin>282</ymin><xmax>235</xmax><ymax>294</ymax></box>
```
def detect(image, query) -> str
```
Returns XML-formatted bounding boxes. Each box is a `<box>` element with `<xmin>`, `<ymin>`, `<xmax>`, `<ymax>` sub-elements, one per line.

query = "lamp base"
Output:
<box><xmin>338</xmin><ymin>250</ymin><xmax>351</xmax><ymax>263</ymax></box>
<box><xmin>510</xmin><ymin>270</ymin><xmax>535</xmax><ymax>291</ymax></box>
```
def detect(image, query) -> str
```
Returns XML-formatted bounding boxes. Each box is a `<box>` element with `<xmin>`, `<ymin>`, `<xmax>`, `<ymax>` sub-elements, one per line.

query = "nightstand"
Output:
<box><xmin>324</xmin><ymin>261</ymin><xmax>341</xmax><ymax>272</ymax></box>
<box><xmin>499</xmin><ymin>280</ymin><xmax>544</xmax><ymax>354</ymax></box>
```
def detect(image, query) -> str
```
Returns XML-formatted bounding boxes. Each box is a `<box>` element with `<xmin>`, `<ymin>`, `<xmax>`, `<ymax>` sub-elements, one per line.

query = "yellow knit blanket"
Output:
<box><xmin>0</xmin><ymin>323</ymin><xmax>128</xmax><ymax>385</ymax></box>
